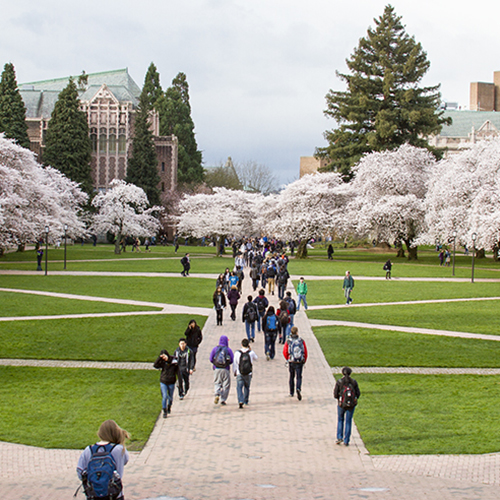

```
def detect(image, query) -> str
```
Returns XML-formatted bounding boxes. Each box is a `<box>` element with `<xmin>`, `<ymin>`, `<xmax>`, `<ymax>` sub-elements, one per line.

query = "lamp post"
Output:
<box><xmin>471</xmin><ymin>232</ymin><xmax>477</xmax><ymax>283</ymax></box>
<box><xmin>64</xmin><ymin>224</ymin><xmax>68</xmax><ymax>270</ymax></box>
<box><xmin>452</xmin><ymin>230</ymin><xmax>457</xmax><ymax>277</ymax></box>
<box><xmin>45</xmin><ymin>226</ymin><xmax>49</xmax><ymax>276</ymax></box>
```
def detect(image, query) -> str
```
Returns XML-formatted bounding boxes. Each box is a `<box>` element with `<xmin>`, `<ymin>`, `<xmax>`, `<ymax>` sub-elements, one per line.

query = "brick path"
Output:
<box><xmin>1</xmin><ymin>274</ymin><xmax>500</xmax><ymax>499</ymax></box>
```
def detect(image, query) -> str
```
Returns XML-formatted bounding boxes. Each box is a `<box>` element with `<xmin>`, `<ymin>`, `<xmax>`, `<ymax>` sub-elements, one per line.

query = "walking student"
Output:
<box><xmin>296</xmin><ymin>277</ymin><xmax>308</xmax><ymax>311</ymax></box>
<box><xmin>184</xmin><ymin>319</ymin><xmax>203</xmax><ymax>369</ymax></box>
<box><xmin>213</xmin><ymin>286</ymin><xmax>227</xmax><ymax>326</ymax></box>
<box><xmin>174</xmin><ymin>338</ymin><xmax>194</xmax><ymax>400</ymax></box>
<box><xmin>342</xmin><ymin>271</ymin><xmax>354</xmax><ymax>305</ymax></box>
<box><xmin>253</xmin><ymin>289</ymin><xmax>269</xmax><ymax>332</ymax></box>
<box><xmin>383</xmin><ymin>259</ymin><xmax>392</xmax><ymax>280</ymax></box>
<box><xmin>262</xmin><ymin>306</ymin><xmax>278</xmax><ymax>361</ymax></box>
<box><xmin>153</xmin><ymin>349</ymin><xmax>178</xmax><ymax>417</ymax></box>
<box><xmin>333</xmin><ymin>366</ymin><xmax>360</xmax><ymax>446</ymax></box>
<box><xmin>210</xmin><ymin>335</ymin><xmax>234</xmax><ymax>405</ymax></box>
<box><xmin>181</xmin><ymin>253</ymin><xmax>190</xmax><ymax>276</ymax></box>
<box><xmin>283</xmin><ymin>326</ymin><xmax>308</xmax><ymax>400</ymax></box>
<box><xmin>76</xmin><ymin>420</ymin><xmax>130</xmax><ymax>500</ymax></box>
<box><xmin>233</xmin><ymin>338</ymin><xmax>258</xmax><ymax>408</ymax></box>
<box><xmin>242</xmin><ymin>295</ymin><xmax>258</xmax><ymax>342</ymax></box>
<box><xmin>227</xmin><ymin>285</ymin><xmax>241</xmax><ymax>321</ymax></box>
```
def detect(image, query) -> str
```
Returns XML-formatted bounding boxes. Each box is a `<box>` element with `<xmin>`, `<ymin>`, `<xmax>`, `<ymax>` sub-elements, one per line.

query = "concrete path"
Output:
<box><xmin>1</xmin><ymin>274</ymin><xmax>500</xmax><ymax>499</ymax></box>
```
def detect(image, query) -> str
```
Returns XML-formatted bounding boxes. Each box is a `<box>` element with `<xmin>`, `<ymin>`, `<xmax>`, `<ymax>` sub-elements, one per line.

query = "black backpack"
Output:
<box><xmin>279</xmin><ymin>309</ymin><xmax>289</xmax><ymax>326</ymax></box>
<box><xmin>255</xmin><ymin>297</ymin><xmax>266</xmax><ymax>313</ymax></box>
<box><xmin>246</xmin><ymin>303</ymin><xmax>257</xmax><ymax>323</ymax></box>
<box><xmin>340</xmin><ymin>380</ymin><xmax>357</xmax><ymax>409</ymax></box>
<box><xmin>213</xmin><ymin>346</ymin><xmax>231</xmax><ymax>368</ymax></box>
<box><xmin>239</xmin><ymin>350</ymin><xmax>253</xmax><ymax>375</ymax></box>
<box><xmin>286</xmin><ymin>298</ymin><xmax>296</xmax><ymax>315</ymax></box>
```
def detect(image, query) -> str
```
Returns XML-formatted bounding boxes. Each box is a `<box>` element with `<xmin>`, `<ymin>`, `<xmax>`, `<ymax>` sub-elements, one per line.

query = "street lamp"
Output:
<box><xmin>64</xmin><ymin>224</ymin><xmax>68</xmax><ymax>270</ymax></box>
<box><xmin>45</xmin><ymin>226</ymin><xmax>49</xmax><ymax>276</ymax></box>
<box><xmin>471</xmin><ymin>232</ymin><xmax>477</xmax><ymax>283</ymax></box>
<box><xmin>452</xmin><ymin>230</ymin><xmax>457</xmax><ymax>277</ymax></box>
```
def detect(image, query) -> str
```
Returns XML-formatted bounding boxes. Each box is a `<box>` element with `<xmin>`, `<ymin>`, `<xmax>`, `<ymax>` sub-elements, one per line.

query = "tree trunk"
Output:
<box><xmin>493</xmin><ymin>244</ymin><xmax>499</xmax><ymax>262</ymax></box>
<box><xmin>404</xmin><ymin>239</ymin><xmax>418</xmax><ymax>260</ymax></box>
<box><xmin>114</xmin><ymin>233</ymin><xmax>122</xmax><ymax>254</ymax></box>
<box><xmin>216</xmin><ymin>235</ymin><xmax>226</xmax><ymax>256</ymax></box>
<box><xmin>296</xmin><ymin>240</ymin><xmax>308</xmax><ymax>259</ymax></box>
<box><xmin>17</xmin><ymin>244</ymin><xmax>25</xmax><ymax>252</ymax></box>
<box><xmin>476</xmin><ymin>248</ymin><xmax>485</xmax><ymax>259</ymax></box>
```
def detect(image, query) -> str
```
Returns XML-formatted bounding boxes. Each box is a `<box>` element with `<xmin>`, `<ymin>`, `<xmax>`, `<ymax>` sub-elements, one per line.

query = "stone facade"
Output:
<box><xmin>299</xmin><ymin>156</ymin><xmax>329</xmax><ymax>177</ymax></box>
<box><xmin>20</xmin><ymin>69</ymin><xmax>177</xmax><ymax>193</ymax></box>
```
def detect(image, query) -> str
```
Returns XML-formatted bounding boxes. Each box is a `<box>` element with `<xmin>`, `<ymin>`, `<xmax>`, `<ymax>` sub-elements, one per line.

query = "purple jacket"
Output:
<box><xmin>227</xmin><ymin>288</ymin><xmax>240</xmax><ymax>306</ymax></box>
<box><xmin>209</xmin><ymin>335</ymin><xmax>234</xmax><ymax>370</ymax></box>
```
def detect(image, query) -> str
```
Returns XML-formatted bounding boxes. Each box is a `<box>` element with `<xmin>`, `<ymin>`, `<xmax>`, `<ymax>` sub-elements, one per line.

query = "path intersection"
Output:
<box><xmin>0</xmin><ymin>268</ymin><xmax>500</xmax><ymax>499</ymax></box>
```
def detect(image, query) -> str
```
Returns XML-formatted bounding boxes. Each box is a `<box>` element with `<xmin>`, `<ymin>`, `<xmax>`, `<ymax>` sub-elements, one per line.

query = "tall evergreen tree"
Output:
<box><xmin>142</xmin><ymin>62</ymin><xmax>163</xmax><ymax>111</ymax></box>
<box><xmin>159</xmin><ymin>72</ymin><xmax>204</xmax><ymax>185</ymax></box>
<box><xmin>43</xmin><ymin>78</ymin><xmax>93</xmax><ymax>194</ymax></box>
<box><xmin>316</xmin><ymin>5</ymin><xmax>449</xmax><ymax>180</ymax></box>
<box><xmin>0</xmin><ymin>63</ymin><xmax>30</xmax><ymax>149</ymax></box>
<box><xmin>125</xmin><ymin>74</ymin><xmax>160</xmax><ymax>206</ymax></box>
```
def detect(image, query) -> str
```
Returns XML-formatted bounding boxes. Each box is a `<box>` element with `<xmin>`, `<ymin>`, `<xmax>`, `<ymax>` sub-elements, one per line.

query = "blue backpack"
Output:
<box><xmin>266</xmin><ymin>314</ymin><xmax>277</xmax><ymax>331</ymax></box>
<box><xmin>81</xmin><ymin>443</ymin><xmax>122</xmax><ymax>499</ymax></box>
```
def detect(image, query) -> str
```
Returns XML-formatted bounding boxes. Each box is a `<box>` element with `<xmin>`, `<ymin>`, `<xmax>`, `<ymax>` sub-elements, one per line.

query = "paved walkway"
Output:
<box><xmin>1</xmin><ymin>273</ymin><xmax>500</xmax><ymax>499</ymax></box>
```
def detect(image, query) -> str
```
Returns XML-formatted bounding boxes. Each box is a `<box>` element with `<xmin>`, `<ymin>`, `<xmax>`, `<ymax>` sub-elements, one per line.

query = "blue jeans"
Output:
<box><xmin>288</xmin><ymin>362</ymin><xmax>303</xmax><ymax>395</ymax></box>
<box><xmin>160</xmin><ymin>383</ymin><xmax>175</xmax><ymax>410</ymax></box>
<box><xmin>236</xmin><ymin>373</ymin><xmax>252</xmax><ymax>404</ymax></box>
<box><xmin>289</xmin><ymin>313</ymin><xmax>295</xmax><ymax>327</ymax></box>
<box><xmin>257</xmin><ymin>310</ymin><xmax>265</xmax><ymax>332</ymax></box>
<box><xmin>337</xmin><ymin>405</ymin><xmax>355</xmax><ymax>444</ymax></box>
<box><xmin>344</xmin><ymin>288</ymin><xmax>353</xmax><ymax>304</ymax></box>
<box><xmin>297</xmin><ymin>294</ymin><xmax>308</xmax><ymax>310</ymax></box>
<box><xmin>265</xmin><ymin>331</ymin><xmax>277</xmax><ymax>359</ymax></box>
<box><xmin>278</xmin><ymin>284</ymin><xmax>286</xmax><ymax>300</ymax></box>
<box><xmin>245</xmin><ymin>320</ymin><xmax>256</xmax><ymax>341</ymax></box>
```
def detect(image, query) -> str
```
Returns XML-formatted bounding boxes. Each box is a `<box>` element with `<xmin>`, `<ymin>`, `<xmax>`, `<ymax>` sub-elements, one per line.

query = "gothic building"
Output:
<box><xmin>20</xmin><ymin>68</ymin><xmax>177</xmax><ymax>194</ymax></box>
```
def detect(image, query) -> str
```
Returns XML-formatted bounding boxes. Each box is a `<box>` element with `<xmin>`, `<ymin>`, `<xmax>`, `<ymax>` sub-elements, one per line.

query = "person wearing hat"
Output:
<box><xmin>333</xmin><ymin>366</ymin><xmax>360</xmax><ymax>446</ymax></box>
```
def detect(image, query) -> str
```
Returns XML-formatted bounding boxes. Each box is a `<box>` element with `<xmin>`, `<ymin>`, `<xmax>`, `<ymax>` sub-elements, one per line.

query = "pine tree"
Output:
<box><xmin>316</xmin><ymin>5</ymin><xmax>449</xmax><ymax>180</ymax></box>
<box><xmin>43</xmin><ymin>78</ymin><xmax>93</xmax><ymax>194</ymax></box>
<box><xmin>142</xmin><ymin>62</ymin><xmax>163</xmax><ymax>111</ymax></box>
<box><xmin>125</xmin><ymin>77</ymin><xmax>160</xmax><ymax>206</ymax></box>
<box><xmin>0</xmin><ymin>63</ymin><xmax>30</xmax><ymax>149</ymax></box>
<box><xmin>159</xmin><ymin>72</ymin><xmax>204</xmax><ymax>185</ymax></box>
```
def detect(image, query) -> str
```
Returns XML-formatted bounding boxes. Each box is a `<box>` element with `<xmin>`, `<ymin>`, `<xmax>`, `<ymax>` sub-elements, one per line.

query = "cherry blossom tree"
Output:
<box><xmin>176</xmin><ymin>187</ymin><xmax>263</xmax><ymax>255</ymax></box>
<box><xmin>0</xmin><ymin>135</ymin><xmax>88</xmax><ymax>252</ymax></box>
<box><xmin>260</xmin><ymin>172</ymin><xmax>345</xmax><ymax>258</ymax></box>
<box><xmin>347</xmin><ymin>144</ymin><xmax>436</xmax><ymax>259</ymax></box>
<box><xmin>91</xmin><ymin>179</ymin><xmax>162</xmax><ymax>254</ymax></box>
<box><xmin>424</xmin><ymin>139</ymin><xmax>500</xmax><ymax>257</ymax></box>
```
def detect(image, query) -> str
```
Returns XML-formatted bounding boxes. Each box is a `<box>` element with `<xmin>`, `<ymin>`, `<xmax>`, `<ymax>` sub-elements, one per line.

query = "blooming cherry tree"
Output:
<box><xmin>91</xmin><ymin>179</ymin><xmax>161</xmax><ymax>254</ymax></box>
<box><xmin>348</xmin><ymin>144</ymin><xmax>436</xmax><ymax>259</ymax></box>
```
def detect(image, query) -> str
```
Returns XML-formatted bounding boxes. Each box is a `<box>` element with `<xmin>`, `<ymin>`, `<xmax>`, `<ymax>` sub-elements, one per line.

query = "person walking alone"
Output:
<box><xmin>333</xmin><ymin>366</ymin><xmax>360</xmax><ymax>446</ymax></box>
<box><xmin>296</xmin><ymin>277</ymin><xmax>308</xmax><ymax>311</ymax></box>
<box><xmin>342</xmin><ymin>271</ymin><xmax>354</xmax><ymax>305</ymax></box>
<box><xmin>283</xmin><ymin>326</ymin><xmax>307</xmax><ymax>400</ymax></box>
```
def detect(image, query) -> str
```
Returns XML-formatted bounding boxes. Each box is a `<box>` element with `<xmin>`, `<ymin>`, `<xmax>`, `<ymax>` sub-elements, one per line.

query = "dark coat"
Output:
<box><xmin>153</xmin><ymin>351</ymin><xmax>178</xmax><ymax>385</ymax></box>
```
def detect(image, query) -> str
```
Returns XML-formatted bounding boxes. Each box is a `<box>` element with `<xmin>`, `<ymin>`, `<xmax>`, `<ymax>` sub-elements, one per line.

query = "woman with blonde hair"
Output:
<box><xmin>76</xmin><ymin>419</ymin><xmax>130</xmax><ymax>499</ymax></box>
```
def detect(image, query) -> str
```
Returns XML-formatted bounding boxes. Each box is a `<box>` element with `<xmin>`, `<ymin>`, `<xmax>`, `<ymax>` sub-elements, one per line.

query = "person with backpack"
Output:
<box><xmin>235</xmin><ymin>265</ymin><xmax>244</xmax><ymax>292</ymax></box>
<box><xmin>174</xmin><ymin>338</ymin><xmax>194</xmax><ymax>400</ymax></box>
<box><xmin>262</xmin><ymin>305</ymin><xmax>278</xmax><ymax>361</ymax></box>
<box><xmin>283</xmin><ymin>326</ymin><xmax>308</xmax><ymax>401</ymax></box>
<box><xmin>284</xmin><ymin>291</ymin><xmax>297</xmax><ymax>329</ymax></box>
<box><xmin>242</xmin><ymin>295</ymin><xmax>258</xmax><ymax>342</ymax></box>
<box><xmin>184</xmin><ymin>319</ymin><xmax>203</xmax><ymax>369</ymax></box>
<box><xmin>277</xmin><ymin>300</ymin><xmax>291</xmax><ymax>344</ymax></box>
<box><xmin>277</xmin><ymin>266</ymin><xmax>290</xmax><ymax>300</ymax></box>
<box><xmin>76</xmin><ymin>420</ymin><xmax>130</xmax><ymax>499</ymax></box>
<box><xmin>342</xmin><ymin>270</ymin><xmax>355</xmax><ymax>305</ymax></box>
<box><xmin>296</xmin><ymin>277</ymin><xmax>308</xmax><ymax>311</ymax></box>
<box><xmin>213</xmin><ymin>286</ymin><xmax>227</xmax><ymax>326</ymax></box>
<box><xmin>233</xmin><ymin>338</ymin><xmax>258</xmax><ymax>408</ymax></box>
<box><xmin>267</xmin><ymin>262</ymin><xmax>277</xmax><ymax>295</ymax></box>
<box><xmin>250</xmin><ymin>264</ymin><xmax>259</xmax><ymax>291</ymax></box>
<box><xmin>333</xmin><ymin>366</ymin><xmax>361</xmax><ymax>446</ymax></box>
<box><xmin>253</xmin><ymin>289</ymin><xmax>269</xmax><ymax>333</ymax></box>
<box><xmin>383</xmin><ymin>259</ymin><xmax>392</xmax><ymax>279</ymax></box>
<box><xmin>209</xmin><ymin>335</ymin><xmax>234</xmax><ymax>405</ymax></box>
<box><xmin>180</xmin><ymin>253</ymin><xmax>190</xmax><ymax>276</ymax></box>
<box><xmin>153</xmin><ymin>349</ymin><xmax>179</xmax><ymax>417</ymax></box>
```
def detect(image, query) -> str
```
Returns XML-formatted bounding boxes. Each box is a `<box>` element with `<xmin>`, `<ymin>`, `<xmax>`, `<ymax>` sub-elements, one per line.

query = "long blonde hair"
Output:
<box><xmin>97</xmin><ymin>420</ymin><xmax>130</xmax><ymax>453</ymax></box>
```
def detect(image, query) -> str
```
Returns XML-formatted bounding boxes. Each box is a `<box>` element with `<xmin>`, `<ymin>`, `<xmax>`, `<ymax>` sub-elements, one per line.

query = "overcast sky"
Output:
<box><xmin>1</xmin><ymin>0</ymin><xmax>498</xmax><ymax>181</ymax></box>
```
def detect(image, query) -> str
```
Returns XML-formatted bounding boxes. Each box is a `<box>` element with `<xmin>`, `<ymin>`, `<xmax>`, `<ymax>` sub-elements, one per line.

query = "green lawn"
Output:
<box><xmin>0</xmin><ymin>275</ymin><xmax>216</xmax><ymax>308</ymax></box>
<box><xmin>300</xmin><ymin>279</ymin><xmax>500</xmax><ymax>306</ymax></box>
<box><xmin>0</xmin><ymin>314</ymin><xmax>206</xmax><ymax>361</ymax></box>
<box><xmin>354</xmin><ymin>374</ymin><xmax>500</xmax><ymax>455</ymax></box>
<box><xmin>0</xmin><ymin>290</ymin><xmax>159</xmax><ymax>317</ymax></box>
<box><xmin>308</xmin><ymin>300</ymin><xmax>500</xmax><ymax>336</ymax></box>
<box><xmin>314</xmin><ymin>326</ymin><xmax>500</xmax><ymax>367</ymax></box>
<box><xmin>0</xmin><ymin>366</ymin><xmax>159</xmax><ymax>450</ymax></box>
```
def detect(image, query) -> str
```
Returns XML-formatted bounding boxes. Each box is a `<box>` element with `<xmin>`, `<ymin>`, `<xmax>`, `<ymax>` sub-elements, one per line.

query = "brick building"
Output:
<box><xmin>20</xmin><ymin>68</ymin><xmax>177</xmax><ymax>194</ymax></box>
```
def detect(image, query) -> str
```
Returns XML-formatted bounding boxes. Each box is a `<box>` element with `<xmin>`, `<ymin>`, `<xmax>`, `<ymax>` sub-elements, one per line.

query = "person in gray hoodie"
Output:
<box><xmin>209</xmin><ymin>335</ymin><xmax>234</xmax><ymax>405</ymax></box>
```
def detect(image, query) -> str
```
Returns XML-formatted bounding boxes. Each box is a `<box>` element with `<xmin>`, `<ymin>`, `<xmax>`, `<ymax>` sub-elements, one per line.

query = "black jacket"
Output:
<box><xmin>185</xmin><ymin>325</ymin><xmax>203</xmax><ymax>350</ymax></box>
<box><xmin>153</xmin><ymin>352</ymin><xmax>178</xmax><ymax>384</ymax></box>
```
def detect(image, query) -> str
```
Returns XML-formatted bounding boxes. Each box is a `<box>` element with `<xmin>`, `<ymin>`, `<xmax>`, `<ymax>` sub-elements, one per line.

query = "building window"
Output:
<box><xmin>118</xmin><ymin>128</ymin><xmax>126</xmax><ymax>155</ymax></box>
<box><xmin>90</xmin><ymin>127</ymin><xmax>97</xmax><ymax>153</ymax></box>
<box><xmin>109</xmin><ymin>128</ymin><xmax>117</xmax><ymax>154</ymax></box>
<box><xmin>162</xmin><ymin>182</ymin><xmax>165</xmax><ymax>192</ymax></box>
<box><xmin>99</xmin><ymin>127</ymin><xmax>107</xmax><ymax>154</ymax></box>
<box><xmin>161</xmin><ymin>162</ymin><xmax>165</xmax><ymax>172</ymax></box>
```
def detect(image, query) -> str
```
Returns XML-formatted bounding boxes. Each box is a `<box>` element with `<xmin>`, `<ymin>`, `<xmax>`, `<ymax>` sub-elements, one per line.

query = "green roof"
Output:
<box><xmin>20</xmin><ymin>68</ymin><xmax>142</xmax><ymax>119</ymax></box>
<box><xmin>439</xmin><ymin>110</ymin><xmax>500</xmax><ymax>137</ymax></box>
